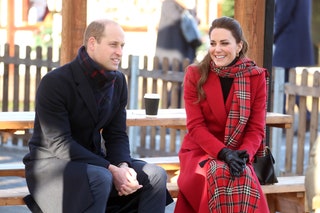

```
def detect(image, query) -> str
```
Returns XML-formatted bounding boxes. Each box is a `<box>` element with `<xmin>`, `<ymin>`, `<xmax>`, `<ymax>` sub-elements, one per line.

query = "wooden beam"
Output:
<box><xmin>263</xmin><ymin>0</ymin><xmax>275</xmax><ymax>71</ymax></box>
<box><xmin>22</xmin><ymin>0</ymin><xmax>29</xmax><ymax>22</ymax></box>
<box><xmin>60</xmin><ymin>0</ymin><xmax>87</xmax><ymax>65</ymax></box>
<box><xmin>263</xmin><ymin>0</ymin><xmax>275</xmax><ymax>113</ymax></box>
<box><xmin>234</xmin><ymin>0</ymin><xmax>266</xmax><ymax>67</ymax></box>
<box><xmin>234</xmin><ymin>0</ymin><xmax>275</xmax><ymax>145</ymax></box>
<box><xmin>7</xmin><ymin>0</ymin><xmax>15</xmax><ymax>56</ymax></box>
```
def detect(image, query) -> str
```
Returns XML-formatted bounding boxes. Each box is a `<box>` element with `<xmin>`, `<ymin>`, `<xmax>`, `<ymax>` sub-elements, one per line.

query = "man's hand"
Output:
<box><xmin>108</xmin><ymin>164</ymin><xmax>142</xmax><ymax>196</ymax></box>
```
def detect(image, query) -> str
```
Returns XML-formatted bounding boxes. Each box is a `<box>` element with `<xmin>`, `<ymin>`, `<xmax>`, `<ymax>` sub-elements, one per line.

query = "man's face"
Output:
<box><xmin>88</xmin><ymin>23</ymin><xmax>125</xmax><ymax>71</ymax></box>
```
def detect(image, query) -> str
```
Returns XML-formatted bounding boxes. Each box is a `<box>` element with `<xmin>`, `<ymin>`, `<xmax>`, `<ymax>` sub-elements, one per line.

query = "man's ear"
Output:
<box><xmin>87</xmin><ymin>37</ymin><xmax>96</xmax><ymax>50</ymax></box>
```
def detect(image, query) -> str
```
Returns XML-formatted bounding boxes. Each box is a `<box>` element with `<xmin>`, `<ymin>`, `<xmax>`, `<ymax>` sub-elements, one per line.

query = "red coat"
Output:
<box><xmin>174</xmin><ymin>65</ymin><xmax>269</xmax><ymax>213</ymax></box>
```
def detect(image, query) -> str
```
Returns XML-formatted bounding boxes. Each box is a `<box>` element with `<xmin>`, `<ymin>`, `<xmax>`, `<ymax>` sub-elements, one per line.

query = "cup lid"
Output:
<box><xmin>144</xmin><ymin>93</ymin><xmax>160</xmax><ymax>99</ymax></box>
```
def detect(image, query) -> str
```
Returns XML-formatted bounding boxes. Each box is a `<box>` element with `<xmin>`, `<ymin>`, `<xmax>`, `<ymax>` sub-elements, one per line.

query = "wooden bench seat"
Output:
<box><xmin>0</xmin><ymin>163</ymin><xmax>27</xmax><ymax>206</ymax></box>
<box><xmin>0</xmin><ymin>157</ymin><xmax>180</xmax><ymax>207</ymax></box>
<box><xmin>139</xmin><ymin>158</ymin><xmax>308</xmax><ymax>213</ymax></box>
<box><xmin>0</xmin><ymin>158</ymin><xmax>309</xmax><ymax>213</ymax></box>
<box><xmin>138</xmin><ymin>156</ymin><xmax>180</xmax><ymax>182</ymax></box>
<box><xmin>165</xmin><ymin>176</ymin><xmax>306</xmax><ymax>195</ymax></box>
<box><xmin>164</xmin><ymin>176</ymin><xmax>307</xmax><ymax>213</ymax></box>
<box><xmin>0</xmin><ymin>163</ymin><xmax>25</xmax><ymax>178</ymax></box>
<box><xmin>138</xmin><ymin>156</ymin><xmax>179</xmax><ymax>171</ymax></box>
<box><xmin>0</xmin><ymin>187</ymin><xmax>28</xmax><ymax>206</ymax></box>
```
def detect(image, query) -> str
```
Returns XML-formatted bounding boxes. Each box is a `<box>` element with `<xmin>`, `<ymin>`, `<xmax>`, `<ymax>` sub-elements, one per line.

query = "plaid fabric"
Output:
<box><xmin>207</xmin><ymin>160</ymin><xmax>260</xmax><ymax>213</ymax></box>
<box><xmin>77</xmin><ymin>46</ymin><xmax>117</xmax><ymax>121</ymax></box>
<box><xmin>77</xmin><ymin>46</ymin><xmax>117</xmax><ymax>107</ymax></box>
<box><xmin>207</xmin><ymin>58</ymin><xmax>269</xmax><ymax>212</ymax></box>
<box><xmin>210</xmin><ymin>57</ymin><xmax>267</xmax><ymax>149</ymax></box>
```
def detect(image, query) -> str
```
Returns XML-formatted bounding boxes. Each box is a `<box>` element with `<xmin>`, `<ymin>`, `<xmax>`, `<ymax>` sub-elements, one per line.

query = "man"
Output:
<box><xmin>23</xmin><ymin>19</ymin><xmax>172</xmax><ymax>213</ymax></box>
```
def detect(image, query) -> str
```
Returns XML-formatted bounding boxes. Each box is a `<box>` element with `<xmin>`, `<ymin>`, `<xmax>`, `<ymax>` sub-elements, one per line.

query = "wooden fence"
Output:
<box><xmin>283</xmin><ymin>68</ymin><xmax>320</xmax><ymax>175</ymax></box>
<box><xmin>0</xmin><ymin>43</ymin><xmax>189</xmax><ymax>157</ymax></box>
<box><xmin>1</xmin><ymin>44</ymin><xmax>320</xmax><ymax>174</ymax></box>
<box><xmin>0</xmin><ymin>43</ymin><xmax>60</xmax><ymax>111</ymax></box>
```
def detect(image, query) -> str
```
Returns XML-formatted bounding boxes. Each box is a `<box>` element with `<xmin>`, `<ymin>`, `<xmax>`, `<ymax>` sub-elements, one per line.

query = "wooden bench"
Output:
<box><xmin>138</xmin><ymin>156</ymin><xmax>180</xmax><ymax>182</ymax></box>
<box><xmin>165</xmin><ymin>176</ymin><xmax>307</xmax><ymax>213</ymax></box>
<box><xmin>0</xmin><ymin>187</ymin><xmax>29</xmax><ymax>206</ymax></box>
<box><xmin>262</xmin><ymin>176</ymin><xmax>306</xmax><ymax>213</ymax></box>
<box><xmin>140</xmin><ymin>158</ymin><xmax>309</xmax><ymax>213</ymax></box>
<box><xmin>0</xmin><ymin>157</ymin><xmax>309</xmax><ymax>213</ymax></box>
<box><xmin>0</xmin><ymin>157</ymin><xmax>180</xmax><ymax>206</ymax></box>
<box><xmin>0</xmin><ymin>163</ymin><xmax>25</xmax><ymax>178</ymax></box>
<box><xmin>0</xmin><ymin>163</ymin><xmax>27</xmax><ymax>206</ymax></box>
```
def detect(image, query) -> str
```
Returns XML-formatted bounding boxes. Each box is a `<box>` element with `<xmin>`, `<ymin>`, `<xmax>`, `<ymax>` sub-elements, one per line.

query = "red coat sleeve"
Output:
<box><xmin>183</xmin><ymin>66</ymin><xmax>226</xmax><ymax>158</ymax></box>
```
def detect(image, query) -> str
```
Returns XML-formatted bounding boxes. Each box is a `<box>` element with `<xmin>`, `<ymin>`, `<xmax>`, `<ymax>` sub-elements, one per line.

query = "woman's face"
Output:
<box><xmin>209</xmin><ymin>28</ymin><xmax>243</xmax><ymax>67</ymax></box>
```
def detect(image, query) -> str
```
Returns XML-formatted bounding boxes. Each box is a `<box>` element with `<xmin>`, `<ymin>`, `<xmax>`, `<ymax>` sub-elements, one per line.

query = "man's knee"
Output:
<box><xmin>142</xmin><ymin>164</ymin><xmax>167</xmax><ymax>185</ymax></box>
<box><xmin>87</xmin><ymin>165</ymin><xmax>113</xmax><ymax>192</ymax></box>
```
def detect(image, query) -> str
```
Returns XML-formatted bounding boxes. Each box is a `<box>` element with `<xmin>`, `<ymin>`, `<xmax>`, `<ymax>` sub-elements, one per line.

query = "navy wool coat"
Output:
<box><xmin>273</xmin><ymin>0</ymin><xmax>315</xmax><ymax>68</ymax></box>
<box><xmin>23</xmin><ymin>57</ymin><xmax>132</xmax><ymax>213</ymax></box>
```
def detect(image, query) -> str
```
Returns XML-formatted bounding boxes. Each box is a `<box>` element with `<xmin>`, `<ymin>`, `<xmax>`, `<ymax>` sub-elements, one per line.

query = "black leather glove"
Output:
<box><xmin>218</xmin><ymin>148</ymin><xmax>248</xmax><ymax>177</ymax></box>
<box><xmin>238</xmin><ymin>150</ymin><xmax>249</xmax><ymax>163</ymax></box>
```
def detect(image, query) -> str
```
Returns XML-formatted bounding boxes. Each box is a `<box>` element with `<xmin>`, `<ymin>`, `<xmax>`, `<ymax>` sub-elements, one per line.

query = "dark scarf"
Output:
<box><xmin>77</xmin><ymin>46</ymin><xmax>117</xmax><ymax>116</ymax></box>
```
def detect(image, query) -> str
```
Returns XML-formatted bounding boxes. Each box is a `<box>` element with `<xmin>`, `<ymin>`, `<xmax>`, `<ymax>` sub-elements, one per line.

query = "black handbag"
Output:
<box><xmin>253</xmin><ymin>146</ymin><xmax>278</xmax><ymax>185</ymax></box>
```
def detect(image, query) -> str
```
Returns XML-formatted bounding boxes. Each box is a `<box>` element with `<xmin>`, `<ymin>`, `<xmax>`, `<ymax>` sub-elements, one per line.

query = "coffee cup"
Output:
<box><xmin>144</xmin><ymin>93</ymin><xmax>160</xmax><ymax>116</ymax></box>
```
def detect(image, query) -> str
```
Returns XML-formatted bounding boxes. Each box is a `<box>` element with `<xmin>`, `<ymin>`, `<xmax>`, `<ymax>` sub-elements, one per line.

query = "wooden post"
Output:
<box><xmin>234</xmin><ymin>0</ymin><xmax>278</xmax><ymax>172</ymax></box>
<box><xmin>22</xmin><ymin>0</ymin><xmax>29</xmax><ymax>22</ymax></box>
<box><xmin>60</xmin><ymin>0</ymin><xmax>87</xmax><ymax>65</ymax></box>
<box><xmin>7</xmin><ymin>0</ymin><xmax>15</xmax><ymax>56</ymax></box>
<box><xmin>234</xmin><ymin>0</ymin><xmax>266</xmax><ymax>67</ymax></box>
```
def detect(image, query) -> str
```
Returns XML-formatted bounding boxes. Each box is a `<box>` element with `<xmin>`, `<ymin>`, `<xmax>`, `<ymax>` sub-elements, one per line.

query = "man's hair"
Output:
<box><xmin>83</xmin><ymin>19</ymin><xmax>117</xmax><ymax>49</ymax></box>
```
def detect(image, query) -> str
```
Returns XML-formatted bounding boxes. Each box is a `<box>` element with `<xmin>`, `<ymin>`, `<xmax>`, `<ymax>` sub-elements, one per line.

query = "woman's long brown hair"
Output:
<box><xmin>194</xmin><ymin>16</ymin><xmax>249</xmax><ymax>102</ymax></box>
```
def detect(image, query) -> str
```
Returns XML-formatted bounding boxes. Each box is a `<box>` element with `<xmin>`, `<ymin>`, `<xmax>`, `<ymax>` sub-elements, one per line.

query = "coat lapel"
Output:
<box><xmin>71</xmin><ymin>61</ymin><xmax>98</xmax><ymax>123</ymax></box>
<box><xmin>203</xmin><ymin>73</ymin><xmax>229</xmax><ymax>121</ymax></box>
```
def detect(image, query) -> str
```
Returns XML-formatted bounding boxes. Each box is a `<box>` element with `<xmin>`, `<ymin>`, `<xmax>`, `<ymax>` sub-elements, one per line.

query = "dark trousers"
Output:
<box><xmin>106</xmin><ymin>159</ymin><xmax>172</xmax><ymax>213</ymax></box>
<box><xmin>24</xmin><ymin>159</ymin><xmax>173</xmax><ymax>213</ymax></box>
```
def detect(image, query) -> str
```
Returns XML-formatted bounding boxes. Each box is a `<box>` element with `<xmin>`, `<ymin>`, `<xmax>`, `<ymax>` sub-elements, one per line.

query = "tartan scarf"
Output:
<box><xmin>77</xmin><ymin>46</ymin><xmax>117</xmax><ymax>90</ymax></box>
<box><xmin>206</xmin><ymin>58</ymin><xmax>268</xmax><ymax>212</ymax></box>
<box><xmin>210</xmin><ymin>57</ymin><xmax>267</xmax><ymax>149</ymax></box>
<box><xmin>207</xmin><ymin>161</ymin><xmax>260</xmax><ymax>213</ymax></box>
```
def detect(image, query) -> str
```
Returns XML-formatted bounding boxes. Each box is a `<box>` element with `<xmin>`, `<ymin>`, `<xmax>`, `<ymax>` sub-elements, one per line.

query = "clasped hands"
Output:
<box><xmin>218</xmin><ymin>148</ymin><xmax>249</xmax><ymax>177</ymax></box>
<box><xmin>109</xmin><ymin>164</ymin><xmax>142</xmax><ymax>196</ymax></box>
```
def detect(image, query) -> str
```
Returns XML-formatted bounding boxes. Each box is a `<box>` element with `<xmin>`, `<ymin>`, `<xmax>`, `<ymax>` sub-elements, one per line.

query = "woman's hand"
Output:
<box><xmin>218</xmin><ymin>148</ymin><xmax>248</xmax><ymax>177</ymax></box>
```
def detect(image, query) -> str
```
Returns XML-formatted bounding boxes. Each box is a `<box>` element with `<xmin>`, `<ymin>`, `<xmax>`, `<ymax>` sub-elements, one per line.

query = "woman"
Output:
<box><xmin>174</xmin><ymin>17</ymin><xmax>269</xmax><ymax>213</ymax></box>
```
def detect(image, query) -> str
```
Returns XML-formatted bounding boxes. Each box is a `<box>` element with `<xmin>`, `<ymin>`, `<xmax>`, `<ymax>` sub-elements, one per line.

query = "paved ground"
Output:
<box><xmin>0</xmin><ymin>145</ymin><xmax>176</xmax><ymax>213</ymax></box>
